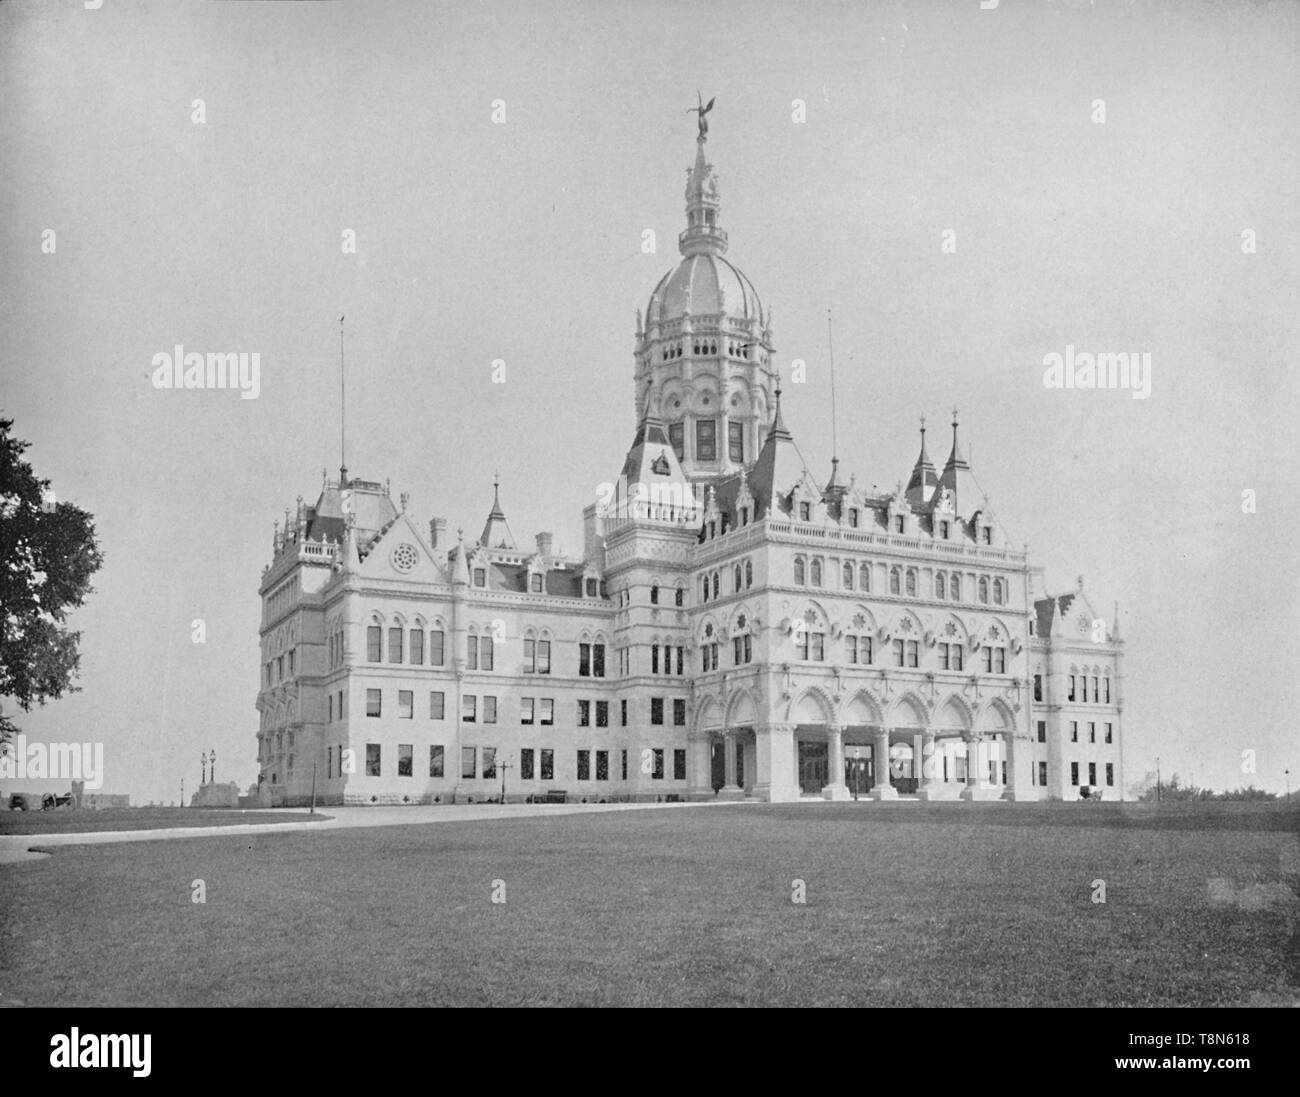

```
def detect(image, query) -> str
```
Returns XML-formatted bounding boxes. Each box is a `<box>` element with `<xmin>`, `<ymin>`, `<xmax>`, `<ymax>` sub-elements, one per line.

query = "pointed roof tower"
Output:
<box><xmin>613</xmin><ymin>403</ymin><xmax>695</xmax><ymax>525</ymax></box>
<box><xmin>936</xmin><ymin>407</ymin><xmax>981</xmax><ymax>516</ymax></box>
<box><xmin>478</xmin><ymin>474</ymin><xmax>516</xmax><ymax>549</ymax></box>
<box><xmin>905</xmin><ymin>415</ymin><xmax>939</xmax><ymax>508</ymax></box>
<box><xmin>679</xmin><ymin>119</ymin><xmax>727</xmax><ymax>258</ymax></box>
<box><xmin>750</xmin><ymin>381</ymin><xmax>811</xmax><ymax>518</ymax></box>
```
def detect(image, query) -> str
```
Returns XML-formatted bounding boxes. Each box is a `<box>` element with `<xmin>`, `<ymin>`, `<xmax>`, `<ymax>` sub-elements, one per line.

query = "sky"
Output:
<box><xmin>1</xmin><ymin>0</ymin><xmax>1297</xmax><ymax>803</ymax></box>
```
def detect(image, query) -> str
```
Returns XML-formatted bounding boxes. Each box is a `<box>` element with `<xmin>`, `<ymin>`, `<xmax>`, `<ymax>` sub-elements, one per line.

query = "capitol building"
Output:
<box><xmin>255</xmin><ymin>118</ymin><xmax>1127</xmax><ymax>806</ymax></box>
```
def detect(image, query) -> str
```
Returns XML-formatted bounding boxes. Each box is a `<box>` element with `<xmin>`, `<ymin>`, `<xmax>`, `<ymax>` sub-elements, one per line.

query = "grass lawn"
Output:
<box><xmin>1</xmin><ymin>801</ymin><xmax>1297</xmax><ymax>1007</ymax></box>
<box><xmin>0</xmin><ymin>807</ymin><xmax>329</xmax><ymax>836</ymax></box>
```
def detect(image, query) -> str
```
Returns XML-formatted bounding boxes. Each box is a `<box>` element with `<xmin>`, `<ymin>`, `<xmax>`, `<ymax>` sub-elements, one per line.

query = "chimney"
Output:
<box><xmin>536</xmin><ymin>531</ymin><xmax>554</xmax><ymax>558</ymax></box>
<box><xmin>429</xmin><ymin>516</ymin><xmax>447</xmax><ymax>548</ymax></box>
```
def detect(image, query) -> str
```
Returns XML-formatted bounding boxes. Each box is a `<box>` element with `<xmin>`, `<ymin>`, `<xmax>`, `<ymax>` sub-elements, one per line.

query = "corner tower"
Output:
<box><xmin>634</xmin><ymin>112</ymin><xmax>777</xmax><ymax>486</ymax></box>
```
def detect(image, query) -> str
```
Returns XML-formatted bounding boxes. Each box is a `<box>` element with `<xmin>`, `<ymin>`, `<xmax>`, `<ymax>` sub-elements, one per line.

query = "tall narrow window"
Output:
<box><xmin>398</xmin><ymin>744</ymin><xmax>413</xmax><ymax>777</ymax></box>
<box><xmin>367</xmin><ymin>626</ymin><xmax>382</xmax><ymax>662</ymax></box>
<box><xmin>366</xmin><ymin>744</ymin><xmax>381</xmax><ymax>777</ymax></box>
<box><xmin>520</xmin><ymin>748</ymin><xmax>534</xmax><ymax>780</ymax></box>
<box><xmin>744</xmin><ymin>561</ymin><xmax>753</xmax><ymax>588</ymax></box>
<box><xmin>810</xmin><ymin>559</ymin><xmax>822</xmax><ymax>586</ymax></box>
<box><xmin>668</xmin><ymin>422</ymin><xmax>684</xmax><ymax>460</ymax></box>
<box><xmin>398</xmin><ymin>690</ymin><xmax>413</xmax><ymax>719</ymax></box>
<box><xmin>728</xmin><ymin>420</ymin><xmax>744</xmax><ymax>463</ymax></box>
<box><xmin>579</xmin><ymin>643</ymin><xmax>591</xmax><ymax>677</ymax></box>
<box><xmin>480</xmin><ymin>636</ymin><xmax>494</xmax><ymax>671</ymax></box>
<box><xmin>539</xmin><ymin>698</ymin><xmax>553</xmax><ymax>725</ymax></box>
<box><xmin>388</xmin><ymin>627</ymin><xmax>403</xmax><ymax>663</ymax></box>
<box><xmin>430</xmin><ymin>745</ymin><xmax>444</xmax><ymax>778</ymax></box>
<box><xmin>430</xmin><ymin>691</ymin><xmax>445</xmax><ymax>719</ymax></box>
<box><xmin>593</xmin><ymin>644</ymin><xmax>605</xmax><ymax>677</ymax></box>
<box><xmin>935</xmin><ymin>573</ymin><xmax>946</xmax><ymax>599</ymax></box>
<box><xmin>366</xmin><ymin>689</ymin><xmax>381</xmax><ymax>717</ymax></box>
<box><xmin>650</xmin><ymin>585</ymin><xmax>659</xmax><ymax>605</ymax></box>
<box><xmin>540</xmin><ymin>749</ymin><xmax>554</xmax><ymax>780</ymax></box>
<box><xmin>843</xmin><ymin>562</ymin><xmax>854</xmax><ymax>589</ymax></box>
<box><xmin>905</xmin><ymin>569</ymin><xmax>917</xmax><ymax>596</ymax></box>
<box><xmin>409</xmin><ymin>629</ymin><xmax>423</xmax><ymax>665</ymax></box>
<box><xmin>860</xmin><ymin>563</ymin><xmax>871</xmax><ymax>592</ymax></box>
<box><xmin>537</xmin><ymin>641</ymin><xmax>551</xmax><ymax>674</ymax></box>
<box><xmin>696</xmin><ymin>419</ymin><xmax>716</xmax><ymax>461</ymax></box>
<box><xmin>889</xmin><ymin>568</ymin><xmax>901</xmax><ymax>595</ymax></box>
<box><xmin>523</xmin><ymin>639</ymin><xmax>535</xmax><ymax>674</ymax></box>
<box><xmin>462</xmin><ymin>696</ymin><xmax>476</xmax><ymax>723</ymax></box>
<box><xmin>429</xmin><ymin>630</ymin><xmax>445</xmax><ymax>666</ymax></box>
<box><xmin>462</xmin><ymin>747</ymin><xmax>476</xmax><ymax>779</ymax></box>
<box><xmin>467</xmin><ymin>637</ymin><xmax>478</xmax><ymax>671</ymax></box>
<box><xmin>794</xmin><ymin>557</ymin><xmax>805</xmax><ymax>585</ymax></box>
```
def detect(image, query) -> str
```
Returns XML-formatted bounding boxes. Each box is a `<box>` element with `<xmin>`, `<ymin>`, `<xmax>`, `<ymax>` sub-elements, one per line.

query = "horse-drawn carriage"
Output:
<box><xmin>8</xmin><ymin>791</ymin><xmax>76</xmax><ymax>811</ymax></box>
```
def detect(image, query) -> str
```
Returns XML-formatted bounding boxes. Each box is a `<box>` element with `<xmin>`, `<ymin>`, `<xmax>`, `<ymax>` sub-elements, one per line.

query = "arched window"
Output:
<box><xmin>810</xmin><ymin>558</ymin><xmax>823</xmax><ymax>587</ymax></box>
<box><xmin>733</xmin><ymin>565</ymin><xmax>742</xmax><ymax>592</ymax></box>
<box><xmin>650</xmin><ymin>584</ymin><xmax>660</xmax><ymax>605</ymax></box>
<box><xmin>993</xmin><ymin>578</ymin><xmax>1005</xmax><ymax>605</ymax></box>
<box><xmin>701</xmin><ymin>575</ymin><xmax>709</xmax><ymax>602</ymax></box>
<box><xmin>675</xmin><ymin>584</ymin><xmax>685</xmax><ymax>607</ymax></box>
<box><xmin>712</xmin><ymin>571</ymin><xmax>720</xmax><ymax>599</ymax></box>
<box><xmin>889</xmin><ymin>567</ymin><xmax>901</xmax><ymax>595</ymax></box>
<box><xmin>951</xmin><ymin>574</ymin><xmax>961</xmax><ymax>601</ymax></box>
<box><xmin>935</xmin><ymin>572</ymin><xmax>946</xmax><ymax>599</ymax></box>
<box><xmin>860</xmin><ymin>563</ymin><xmax>871</xmax><ymax>592</ymax></box>
<box><xmin>905</xmin><ymin>568</ymin><xmax>917</xmax><ymax>597</ymax></box>
<box><xmin>744</xmin><ymin>560</ymin><xmax>753</xmax><ymax>588</ymax></box>
<box><xmin>843</xmin><ymin>562</ymin><xmax>854</xmax><ymax>589</ymax></box>
<box><xmin>794</xmin><ymin>557</ymin><xmax>806</xmax><ymax>585</ymax></box>
<box><xmin>978</xmin><ymin>577</ymin><xmax>989</xmax><ymax>604</ymax></box>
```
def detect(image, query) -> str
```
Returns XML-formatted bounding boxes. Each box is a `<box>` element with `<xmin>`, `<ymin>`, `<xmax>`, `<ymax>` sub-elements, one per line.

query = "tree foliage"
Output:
<box><xmin>0</xmin><ymin>417</ymin><xmax>103</xmax><ymax>747</ymax></box>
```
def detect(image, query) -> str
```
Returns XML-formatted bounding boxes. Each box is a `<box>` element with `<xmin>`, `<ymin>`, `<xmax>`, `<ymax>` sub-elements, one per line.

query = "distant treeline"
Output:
<box><xmin>1135</xmin><ymin>774</ymin><xmax>1281</xmax><ymax>802</ymax></box>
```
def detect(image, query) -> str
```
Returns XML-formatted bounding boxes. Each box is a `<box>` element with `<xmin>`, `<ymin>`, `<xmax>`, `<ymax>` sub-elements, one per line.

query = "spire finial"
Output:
<box><xmin>827</xmin><ymin>308</ymin><xmax>838</xmax><ymax>463</ymax></box>
<box><xmin>338</xmin><ymin>315</ymin><xmax>348</xmax><ymax>486</ymax></box>
<box><xmin>920</xmin><ymin>413</ymin><xmax>926</xmax><ymax>437</ymax></box>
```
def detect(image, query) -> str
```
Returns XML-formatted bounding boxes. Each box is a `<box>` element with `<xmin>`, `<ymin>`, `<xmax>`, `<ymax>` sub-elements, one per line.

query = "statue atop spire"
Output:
<box><xmin>687</xmin><ymin>91</ymin><xmax>715</xmax><ymax>140</ymax></box>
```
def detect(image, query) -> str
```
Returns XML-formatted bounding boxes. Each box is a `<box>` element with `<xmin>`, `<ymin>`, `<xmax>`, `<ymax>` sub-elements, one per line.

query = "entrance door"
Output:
<box><xmin>798</xmin><ymin>741</ymin><xmax>827</xmax><ymax>794</ymax></box>
<box><xmin>710</xmin><ymin>741</ymin><xmax>724</xmax><ymax>792</ymax></box>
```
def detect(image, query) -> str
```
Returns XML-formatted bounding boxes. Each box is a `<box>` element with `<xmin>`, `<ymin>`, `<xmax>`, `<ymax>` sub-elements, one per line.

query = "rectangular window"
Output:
<box><xmin>483</xmin><ymin>696</ymin><xmax>497</xmax><ymax>724</ymax></box>
<box><xmin>662</xmin><ymin>644</ymin><xmax>672</xmax><ymax>674</ymax></box>
<box><xmin>410</xmin><ymin>629</ymin><xmax>423</xmax><ymax>665</ymax></box>
<box><xmin>1033</xmin><ymin>674</ymin><xmax>1042</xmax><ymax>702</ymax></box>
<box><xmin>430</xmin><ymin>745</ymin><xmax>444</xmax><ymax>778</ymax></box>
<box><xmin>895</xmin><ymin>515</ymin><xmax>905</xmax><ymax>533</ymax></box>
<box><xmin>578</xmin><ymin>699</ymin><xmax>591</xmax><ymax>727</ymax></box>
<box><xmin>906</xmin><ymin>640</ymin><xmax>918</xmax><ymax>668</ymax></box>
<box><xmin>593</xmin><ymin>644</ymin><xmax>606</xmax><ymax>677</ymax></box>
<box><xmin>1088</xmin><ymin>762</ymin><xmax>1097</xmax><ymax>787</ymax></box>
<box><xmin>577</xmin><ymin>750</ymin><xmax>590</xmax><ymax>781</ymax></box>
<box><xmin>462</xmin><ymin>695</ymin><xmax>476</xmax><ymax>723</ymax></box>
<box><xmin>467</xmin><ymin>638</ymin><xmax>477</xmax><ymax>671</ymax></box>
<box><xmin>520</xmin><ymin>748</ymin><xmax>534</xmax><ymax>780</ymax></box>
<box><xmin>429</xmin><ymin>630</ymin><xmax>445</xmax><ymax>666</ymax></box>
<box><xmin>1105</xmin><ymin>763</ymin><xmax>1114</xmax><ymax>787</ymax></box>
<box><xmin>813</xmin><ymin>633</ymin><xmax>825</xmax><ymax>661</ymax></box>
<box><xmin>398</xmin><ymin>690</ymin><xmax>413</xmax><ymax>719</ymax></box>
<box><xmin>521</xmin><ymin>697</ymin><xmax>534</xmax><ymax>725</ymax></box>
<box><xmin>288</xmin><ymin>650</ymin><xmax>294</xmax><ymax>676</ymax></box>
<box><xmin>673</xmin><ymin>748</ymin><xmax>686</xmax><ymax>780</ymax></box>
<box><xmin>1105</xmin><ymin>722</ymin><xmax>1113</xmax><ymax>744</ymax></box>
<box><xmin>893</xmin><ymin>639</ymin><xmax>904</xmax><ymax>668</ymax></box>
<box><xmin>952</xmin><ymin>645</ymin><xmax>962</xmax><ymax>671</ymax></box>
<box><xmin>652</xmin><ymin>748</ymin><xmax>665</xmax><ymax>780</ymax></box>
<box><xmin>994</xmin><ymin>648</ymin><xmax>1005</xmax><ymax>674</ymax></box>
<box><xmin>366</xmin><ymin>689</ymin><xmax>381</xmax><ymax>718</ymax></box>
<box><xmin>651</xmin><ymin>698</ymin><xmax>664</xmax><ymax>725</ymax></box>
<box><xmin>1070</xmin><ymin>721</ymin><xmax>1078</xmax><ymax>742</ymax></box>
<box><xmin>696</xmin><ymin>418</ymin><xmax>717</xmax><ymax>461</ymax></box>
<box><xmin>480</xmin><ymin>636</ymin><xmax>494</xmax><ymax>671</ymax></box>
<box><xmin>540</xmin><ymin>748</ymin><xmax>554</xmax><ymax>781</ymax></box>
<box><xmin>728</xmin><ymin>420</ymin><xmax>744</xmax><ymax>463</ymax></box>
<box><xmin>366</xmin><ymin>743</ymin><xmax>381</xmax><ymax>776</ymax></box>
<box><xmin>846</xmin><ymin>635</ymin><xmax>857</xmax><ymax>664</ymax></box>
<box><xmin>673</xmin><ymin>698</ymin><xmax>686</xmax><ymax>726</ymax></box>
<box><xmin>848</xmin><ymin>508</ymin><xmax>859</xmax><ymax>528</ymax></box>
<box><xmin>862</xmin><ymin>637</ymin><xmax>873</xmax><ymax>664</ymax></box>
<box><xmin>462</xmin><ymin>747</ymin><xmax>476</xmax><ymax>779</ymax></box>
<box><xmin>388</xmin><ymin>627</ymin><xmax>403</xmax><ymax>663</ymax></box>
<box><xmin>539</xmin><ymin>698</ymin><xmax>553</xmax><ymax>725</ymax></box>
<box><xmin>398</xmin><ymin>743</ymin><xmax>413</xmax><ymax>777</ymax></box>
<box><xmin>1038</xmin><ymin>761</ymin><xmax>1047</xmax><ymax>786</ymax></box>
<box><xmin>621</xmin><ymin>749</ymin><xmax>628</xmax><ymax>780</ymax></box>
<box><xmin>338</xmin><ymin>690</ymin><xmax>344</xmax><ymax>717</ymax></box>
<box><xmin>1068</xmin><ymin>675</ymin><xmax>1076</xmax><ymax>701</ymax></box>
<box><xmin>651</xmin><ymin>645</ymin><xmax>659</xmax><ymax>674</ymax></box>
<box><xmin>530</xmin><ymin>573</ymin><xmax>542</xmax><ymax>592</ymax></box>
<box><xmin>596</xmin><ymin>701</ymin><xmax>609</xmax><ymax>728</ymax></box>
<box><xmin>983</xmin><ymin>647</ymin><xmax>993</xmax><ymax>673</ymax></box>
<box><xmin>537</xmin><ymin>641</ymin><xmax>551</xmax><ymax>674</ymax></box>
<box><xmin>430</xmin><ymin>691</ymin><xmax>445</xmax><ymax>719</ymax></box>
<box><xmin>367</xmin><ymin>626</ymin><xmax>382</xmax><ymax>662</ymax></box>
<box><xmin>1070</xmin><ymin>761</ymin><xmax>1079</xmax><ymax>786</ymax></box>
<box><xmin>1088</xmin><ymin>721</ymin><xmax>1095</xmax><ymax>743</ymax></box>
<box><xmin>483</xmin><ymin>747</ymin><xmax>497</xmax><ymax>780</ymax></box>
<box><xmin>473</xmin><ymin>568</ymin><xmax>486</xmax><ymax>588</ymax></box>
<box><xmin>579</xmin><ymin>643</ymin><xmax>591</xmax><ymax>677</ymax></box>
<box><xmin>620</xmin><ymin>699</ymin><xmax>627</xmax><ymax>727</ymax></box>
<box><xmin>596</xmin><ymin>750</ymin><xmax>609</xmax><ymax>781</ymax></box>
<box><xmin>523</xmin><ymin>639</ymin><xmax>535</xmax><ymax>673</ymax></box>
<box><xmin>668</xmin><ymin>421</ymin><xmax>684</xmax><ymax>460</ymax></box>
<box><xmin>1104</xmin><ymin>678</ymin><xmax>1111</xmax><ymax>703</ymax></box>
<box><xmin>938</xmin><ymin>644</ymin><xmax>948</xmax><ymax>671</ymax></box>
<box><xmin>1037</xmin><ymin>720</ymin><xmax>1046</xmax><ymax>743</ymax></box>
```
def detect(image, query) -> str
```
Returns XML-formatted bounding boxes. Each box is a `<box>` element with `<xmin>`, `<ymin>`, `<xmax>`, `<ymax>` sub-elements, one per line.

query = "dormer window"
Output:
<box><xmin>585</xmin><ymin>578</ymin><xmax>598</xmax><ymax>597</ymax></box>
<box><xmin>982</xmin><ymin>527</ymin><xmax>993</xmax><ymax>545</ymax></box>
<box><xmin>848</xmin><ymin>508</ymin><xmax>859</xmax><ymax>528</ymax></box>
<box><xmin>895</xmin><ymin>516</ymin><xmax>905</xmax><ymax>534</ymax></box>
<box><xmin>530</xmin><ymin>573</ymin><xmax>542</xmax><ymax>593</ymax></box>
<box><xmin>740</xmin><ymin>506</ymin><xmax>749</xmax><ymax>526</ymax></box>
<box><xmin>799</xmin><ymin>502</ymin><xmax>811</xmax><ymax>522</ymax></box>
<box><xmin>940</xmin><ymin>520</ymin><xmax>950</xmax><ymax>538</ymax></box>
<box><xmin>473</xmin><ymin>568</ymin><xmax>486</xmax><ymax>588</ymax></box>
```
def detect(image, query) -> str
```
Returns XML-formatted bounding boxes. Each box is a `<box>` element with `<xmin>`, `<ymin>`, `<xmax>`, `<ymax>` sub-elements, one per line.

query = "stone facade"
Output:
<box><xmin>254</xmin><ymin>125</ymin><xmax>1128</xmax><ymax>806</ymax></box>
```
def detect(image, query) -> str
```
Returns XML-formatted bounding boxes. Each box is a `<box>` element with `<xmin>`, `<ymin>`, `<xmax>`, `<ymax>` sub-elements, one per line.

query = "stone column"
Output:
<box><xmin>1001</xmin><ymin>731</ymin><xmax>1037</xmax><ymax>801</ymax></box>
<box><xmin>960</xmin><ymin>733</ymin><xmax>983</xmax><ymax>800</ymax></box>
<box><xmin>753</xmin><ymin>722</ymin><xmax>799</xmax><ymax>802</ymax></box>
<box><xmin>686</xmin><ymin>732</ymin><xmax>714</xmax><ymax>802</ymax></box>
<box><xmin>871</xmin><ymin>726</ymin><xmax>898</xmax><ymax>800</ymax></box>
<box><xmin>718</xmin><ymin>729</ymin><xmax>744</xmax><ymax>801</ymax></box>
<box><xmin>822</xmin><ymin>725</ymin><xmax>850</xmax><ymax>800</ymax></box>
<box><xmin>917</xmin><ymin>727</ymin><xmax>943</xmax><ymax>800</ymax></box>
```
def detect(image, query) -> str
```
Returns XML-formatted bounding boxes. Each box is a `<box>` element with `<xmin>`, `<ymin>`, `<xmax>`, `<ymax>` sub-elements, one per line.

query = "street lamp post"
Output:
<box><xmin>210</xmin><ymin>748</ymin><xmax>216</xmax><ymax>785</ymax></box>
<box><xmin>201</xmin><ymin>751</ymin><xmax>208</xmax><ymax>786</ymax></box>
<box><xmin>498</xmin><ymin>759</ymin><xmax>511</xmax><ymax>805</ymax></box>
